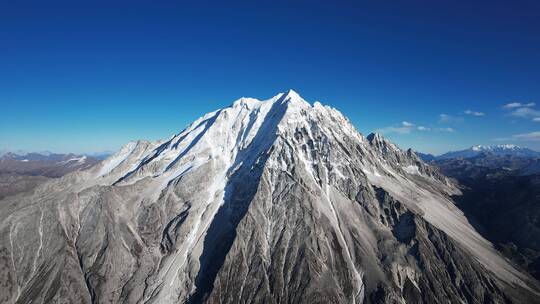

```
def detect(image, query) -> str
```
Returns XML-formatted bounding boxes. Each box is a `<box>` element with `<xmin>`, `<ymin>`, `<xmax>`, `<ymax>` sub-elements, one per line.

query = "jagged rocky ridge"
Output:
<box><xmin>0</xmin><ymin>90</ymin><xmax>538</xmax><ymax>303</ymax></box>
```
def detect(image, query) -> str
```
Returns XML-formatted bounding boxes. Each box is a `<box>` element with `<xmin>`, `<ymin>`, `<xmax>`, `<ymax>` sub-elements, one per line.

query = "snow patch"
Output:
<box><xmin>402</xmin><ymin>165</ymin><xmax>420</xmax><ymax>175</ymax></box>
<box><xmin>98</xmin><ymin>142</ymin><xmax>138</xmax><ymax>176</ymax></box>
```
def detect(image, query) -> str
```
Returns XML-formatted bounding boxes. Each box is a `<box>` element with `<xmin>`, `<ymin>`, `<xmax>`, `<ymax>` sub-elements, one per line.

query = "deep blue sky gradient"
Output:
<box><xmin>1</xmin><ymin>0</ymin><xmax>540</xmax><ymax>154</ymax></box>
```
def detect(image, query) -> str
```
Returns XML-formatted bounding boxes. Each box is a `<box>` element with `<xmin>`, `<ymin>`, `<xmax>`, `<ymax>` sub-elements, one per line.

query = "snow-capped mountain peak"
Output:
<box><xmin>231</xmin><ymin>89</ymin><xmax>306</xmax><ymax>110</ymax></box>
<box><xmin>471</xmin><ymin>144</ymin><xmax>520</xmax><ymax>151</ymax></box>
<box><xmin>2</xmin><ymin>91</ymin><xmax>537</xmax><ymax>304</ymax></box>
<box><xmin>439</xmin><ymin>144</ymin><xmax>540</xmax><ymax>159</ymax></box>
<box><xmin>282</xmin><ymin>88</ymin><xmax>304</xmax><ymax>102</ymax></box>
<box><xmin>88</xmin><ymin>92</ymin><xmax>527</xmax><ymax>294</ymax></box>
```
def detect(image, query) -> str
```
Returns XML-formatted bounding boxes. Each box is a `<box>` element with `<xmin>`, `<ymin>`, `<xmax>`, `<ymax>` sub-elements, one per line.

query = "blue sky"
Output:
<box><xmin>1</xmin><ymin>0</ymin><xmax>540</xmax><ymax>155</ymax></box>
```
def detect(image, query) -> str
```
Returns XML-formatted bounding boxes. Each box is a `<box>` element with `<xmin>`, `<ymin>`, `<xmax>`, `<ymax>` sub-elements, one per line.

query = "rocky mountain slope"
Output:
<box><xmin>0</xmin><ymin>174</ymin><xmax>51</xmax><ymax>201</ymax></box>
<box><xmin>433</xmin><ymin>153</ymin><xmax>540</xmax><ymax>281</ymax></box>
<box><xmin>0</xmin><ymin>90</ymin><xmax>538</xmax><ymax>303</ymax></box>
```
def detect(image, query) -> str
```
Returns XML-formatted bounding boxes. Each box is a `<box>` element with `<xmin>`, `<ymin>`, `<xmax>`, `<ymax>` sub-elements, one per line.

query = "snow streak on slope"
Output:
<box><xmin>98</xmin><ymin>141</ymin><xmax>138</xmax><ymax>176</ymax></box>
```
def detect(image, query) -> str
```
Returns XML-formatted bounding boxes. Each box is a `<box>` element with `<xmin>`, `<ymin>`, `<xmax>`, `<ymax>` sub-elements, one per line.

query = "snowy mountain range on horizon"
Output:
<box><xmin>3</xmin><ymin>139</ymin><xmax>539</xmax><ymax>166</ymax></box>
<box><xmin>417</xmin><ymin>144</ymin><xmax>540</xmax><ymax>161</ymax></box>
<box><xmin>0</xmin><ymin>149</ymin><xmax>113</xmax><ymax>160</ymax></box>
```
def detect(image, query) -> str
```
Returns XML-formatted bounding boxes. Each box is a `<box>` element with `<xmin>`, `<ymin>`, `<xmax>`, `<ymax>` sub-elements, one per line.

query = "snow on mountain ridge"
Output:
<box><xmin>96</xmin><ymin>90</ymin><xmax>346</xmax><ymax>186</ymax></box>
<box><xmin>472</xmin><ymin>144</ymin><xmax>521</xmax><ymax>151</ymax></box>
<box><xmin>439</xmin><ymin>144</ymin><xmax>540</xmax><ymax>159</ymax></box>
<box><xmin>93</xmin><ymin>90</ymin><xmax>457</xmax><ymax>211</ymax></box>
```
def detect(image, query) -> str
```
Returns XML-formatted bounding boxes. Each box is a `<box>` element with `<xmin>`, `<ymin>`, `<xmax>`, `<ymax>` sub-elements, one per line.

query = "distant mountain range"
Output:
<box><xmin>0</xmin><ymin>151</ymin><xmax>102</xmax><ymax>177</ymax></box>
<box><xmin>0</xmin><ymin>150</ymin><xmax>112</xmax><ymax>159</ymax></box>
<box><xmin>0</xmin><ymin>151</ymin><xmax>107</xmax><ymax>202</ymax></box>
<box><xmin>415</xmin><ymin>151</ymin><xmax>437</xmax><ymax>162</ymax></box>
<box><xmin>417</xmin><ymin>145</ymin><xmax>540</xmax><ymax>162</ymax></box>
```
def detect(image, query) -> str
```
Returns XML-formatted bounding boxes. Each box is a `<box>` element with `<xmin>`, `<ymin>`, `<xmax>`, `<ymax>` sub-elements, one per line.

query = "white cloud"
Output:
<box><xmin>501</xmin><ymin>101</ymin><xmax>540</xmax><ymax>122</ymax></box>
<box><xmin>510</xmin><ymin>107</ymin><xmax>540</xmax><ymax>118</ymax></box>
<box><xmin>378</xmin><ymin>126</ymin><xmax>412</xmax><ymax>134</ymax></box>
<box><xmin>438</xmin><ymin>113</ymin><xmax>463</xmax><ymax>123</ymax></box>
<box><xmin>464</xmin><ymin>109</ymin><xmax>485</xmax><ymax>116</ymax></box>
<box><xmin>435</xmin><ymin>127</ymin><xmax>455</xmax><ymax>132</ymax></box>
<box><xmin>503</xmin><ymin>102</ymin><xmax>536</xmax><ymax>109</ymax></box>
<box><xmin>512</xmin><ymin>131</ymin><xmax>540</xmax><ymax>141</ymax></box>
<box><xmin>378</xmin><ymin>121</ymin><xmax>431</xmax><ymax>134</ymax></box>
<box><xmin>439</xmin><ymin>114</ymin><xmax>451</xmax><ymax>123</ymax></box>
<box><xmin>402</xmin><ymin>121</ymin><xmax>414</xmax><ymax>127</ymax></box>
<box><xmin>501</xmin><ymin>101</ymin><xmax>540</xmax><ymax>123</ymax></box>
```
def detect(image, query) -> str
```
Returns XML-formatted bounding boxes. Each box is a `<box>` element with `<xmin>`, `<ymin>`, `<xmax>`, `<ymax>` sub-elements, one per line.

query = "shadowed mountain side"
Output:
<box><xmin>188</xmin><ymin>97</ymin><xmax>288</xmax><ymax>303</ymax></box>
<box><xmin>434</xmin><ymin>155</ymin><xmax>540</xmax><ymax>281</ymax></box>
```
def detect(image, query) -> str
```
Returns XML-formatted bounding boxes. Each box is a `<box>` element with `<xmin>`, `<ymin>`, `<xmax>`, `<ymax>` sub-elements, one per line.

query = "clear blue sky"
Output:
<box><xmin>1</xmin><ymin>0</ymin><xmax>540</xmax><ymax>155</ymax></box>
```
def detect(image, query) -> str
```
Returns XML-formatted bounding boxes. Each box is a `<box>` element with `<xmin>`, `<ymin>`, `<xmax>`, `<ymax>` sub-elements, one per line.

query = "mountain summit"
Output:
<box><xmin>0</xmin><ymin>91</ymin><xmax>538</xmax><ymax>303</ymax></box>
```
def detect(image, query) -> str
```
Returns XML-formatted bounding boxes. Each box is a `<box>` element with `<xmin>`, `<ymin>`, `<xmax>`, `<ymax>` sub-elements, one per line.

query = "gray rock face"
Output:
<box><xmin>0</xmin><ymin>90</ymin><xmax>538</xmax><ymax>303</ymax></box>
<box><xmin>0</xmin><ymin>174</ymin><xmax>51</xmax><ymax>200</ymax></box>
